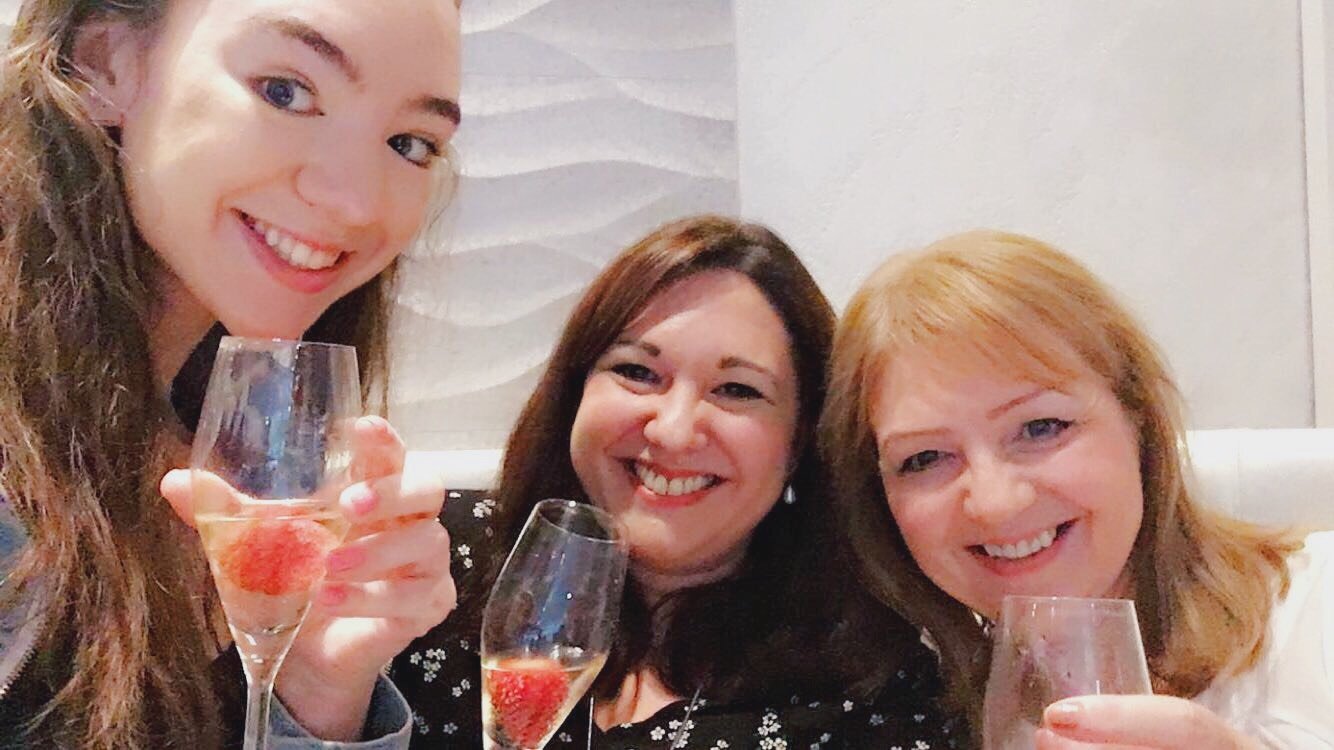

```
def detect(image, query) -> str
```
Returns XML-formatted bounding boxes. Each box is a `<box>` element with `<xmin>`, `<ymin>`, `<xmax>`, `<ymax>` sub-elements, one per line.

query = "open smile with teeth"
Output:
<box><xmin>240</xmin><ymin>211</ymin><xmax>345</xmax><ymax>271</ymax></box>
<box><xmin>631</xmin><ymin>462</ymin><xmax>721</xmax><ymax>497</ymax></box>
<box><xmin>976</xmin><ymin>521</ymin><xmax>1074</xmax><ymax>561</ymax></box>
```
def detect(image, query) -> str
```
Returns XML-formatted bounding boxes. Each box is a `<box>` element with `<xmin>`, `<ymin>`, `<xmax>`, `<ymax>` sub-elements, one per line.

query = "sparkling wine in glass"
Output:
<box><xmin>191</xmin><ymin>337</ymin><xmax>361</xmax><ymax>750</ymax></box>
<box><xmin>481</xmin><ymin>500</ymin><xmax>628</xmax><ymax>750</ymax></box>
<box><xmin>983</xmin><ymin>596</ymin><xmax>1153</xmax><ymax>750</ymax></box>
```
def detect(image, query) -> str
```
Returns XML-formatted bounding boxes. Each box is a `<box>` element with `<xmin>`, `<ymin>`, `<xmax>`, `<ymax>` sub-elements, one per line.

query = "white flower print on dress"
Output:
<box><xmin>666</xmin><ymin>717</ymin><xmax>694</xmax><ymax>746</ymax></box>
<box><xmin>472</xmin><ymin>496</ymin><xmax>496</xmax><ymax>519</ymax></box>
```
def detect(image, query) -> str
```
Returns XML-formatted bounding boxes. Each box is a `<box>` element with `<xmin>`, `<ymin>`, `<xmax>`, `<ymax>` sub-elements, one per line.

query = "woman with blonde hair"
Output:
<box><xmin>820</xmin><ymin>230</ymin><xmax>1331</xmax><ymax>748</ymax></box>
<box><xmin>0</xmin><ymin>0</ymin><xmax>463</xmax><ymax>746</ymax></box>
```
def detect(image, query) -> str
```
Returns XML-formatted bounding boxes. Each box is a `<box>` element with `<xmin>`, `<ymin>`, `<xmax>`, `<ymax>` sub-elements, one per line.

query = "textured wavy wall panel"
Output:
<box><xmin>390</xmin><ymin>0</ymin><xmax>738</xmax><ymax>449</ymax></box>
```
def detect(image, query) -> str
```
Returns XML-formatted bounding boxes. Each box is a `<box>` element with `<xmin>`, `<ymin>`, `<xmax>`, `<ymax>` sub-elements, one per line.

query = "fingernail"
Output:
<box><xmin>345</xmin><ymin>485</ymin><xmax>377</xmax><ymax>515</ymax></box>
<box><xmin>326</xmin><ymin>547</ymin><xmax>364</xmax><ymax>573</ymax></box>
<box><xmin>357</xmin><ymin>415</ymin><xmax>387</xmax><ymax>433</ymax></box>
<box><xmin>1044</xmin><ymin>699</ymin><xmax>1083</xmax><ymax>728</ymax></box>
<box><xmin>318</xmin><ymin>584</ymin><xmax>348</xmax><ymax>606</ymax></box>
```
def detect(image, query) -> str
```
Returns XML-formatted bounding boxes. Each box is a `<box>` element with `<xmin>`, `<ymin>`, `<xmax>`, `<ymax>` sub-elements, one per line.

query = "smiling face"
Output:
<box><xmin>870</xmin><ymin>349</ymin><xmax>1144</xmax><ymax>620</ymax></box>
<box><xmin>108</xmin><ymin>0</ymin><xmax>460</xmax><ymax>337</ymax></box>
<box><xmin>569</xmin><ymin>270</ymin><xmax>799</xmax><ymax>581</ymax></box>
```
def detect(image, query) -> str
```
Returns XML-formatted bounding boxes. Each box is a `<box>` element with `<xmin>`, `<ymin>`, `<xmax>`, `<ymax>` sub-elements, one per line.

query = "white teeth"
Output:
<box><xmin>249</xmin><ymin>216</ymin><xmax>341</xmax><ymax>271</ymax></box>
<box><xmin>290</xmin><ymin>240</ymin><xmax>313</xmax><ymax>268</ymax></box>
<box><xmin>634</xmin><ymin>464</ymin><xmax>714</xmax><ymax>497</ymax></box>
<box><xmin>982</xmin><ymin>526</ymin><xmax>1060</xmax><ymax>560</ymax></box>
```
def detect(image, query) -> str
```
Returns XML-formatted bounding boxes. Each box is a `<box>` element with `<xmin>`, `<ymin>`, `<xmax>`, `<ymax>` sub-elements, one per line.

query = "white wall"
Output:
<box><xmin>5</xmin><ymin>0</ymin><xmax>1324</xmax><ymax>442</ymax></box>
<box><xmin>388</xmin><ymin>0</ymin><xmax>739</xmax><ymax>449</ymax></box>
<box><xmin>737</xmin><ymin>0</ymin><xmax>1318</xmax><ymax>429</ymax></box>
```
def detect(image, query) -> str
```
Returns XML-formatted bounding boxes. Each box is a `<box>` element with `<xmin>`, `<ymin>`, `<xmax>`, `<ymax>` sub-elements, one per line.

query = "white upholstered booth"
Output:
<box><xmin>406</xmin><ymin>429</ymin><xmax>1334</xmax><ymax>529</ymax></box>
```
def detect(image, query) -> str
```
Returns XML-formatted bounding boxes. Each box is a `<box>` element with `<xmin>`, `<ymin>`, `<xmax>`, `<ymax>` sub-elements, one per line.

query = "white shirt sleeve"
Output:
<box><xmin>1194</xmin><ymin>530</ymin><xmax>1334</xmax><ymax>749</ymax></box>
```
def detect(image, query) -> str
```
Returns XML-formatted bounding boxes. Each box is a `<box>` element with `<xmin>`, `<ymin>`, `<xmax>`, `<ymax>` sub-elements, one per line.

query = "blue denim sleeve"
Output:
<box><xmin>268</xmin><ymin>675</ymin><xmax>412</xmax><ymax>749</ymax></box>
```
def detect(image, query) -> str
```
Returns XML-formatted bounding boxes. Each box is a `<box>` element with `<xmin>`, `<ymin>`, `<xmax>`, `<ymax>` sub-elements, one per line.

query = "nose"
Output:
<box><xmin>643</xmin><ymin>385</ymin><xmax>706</xmax><ymax>453</ymax></box>
<box><xmin>960</xmin><ymin>453</ymin><xmax>1037</xmax><ymax>527</ymax></box>
<box><xmin>295</xmin><ymin>140</ymin><xmax>383</xmax><ymax>227</ymax></box>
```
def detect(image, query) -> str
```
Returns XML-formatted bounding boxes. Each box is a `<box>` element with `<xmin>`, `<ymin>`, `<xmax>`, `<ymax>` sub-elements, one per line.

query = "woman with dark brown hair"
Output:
<box><xmin>820</xmin><ymin>230</ymin><xmax>1331</xmax><ymax>748</ymax></box>
<box><xmin>392</xmin><ymin>215</ymin><xmax>960</xmax><ymax>748</ymax></box>
<box><xmin>0</xmin><ymin>0</ymin><xmax>464</xmax><ymax>747</ymax></box>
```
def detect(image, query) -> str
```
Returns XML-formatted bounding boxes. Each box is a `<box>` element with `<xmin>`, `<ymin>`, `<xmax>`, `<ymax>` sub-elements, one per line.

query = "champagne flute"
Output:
<box><xmin>191</xmin><ymin>337</ymin><xmax>361</xmax><ymax>750</ymax></box>
<box><xmin>481</xmin><ymin>500</ymin><xmax>629</xmax><ymax>750</ymax></box>
<box><xmin>983</xmin><ymin>596</ymin><xmax>1153</xmax><ymax>749</ymax></box>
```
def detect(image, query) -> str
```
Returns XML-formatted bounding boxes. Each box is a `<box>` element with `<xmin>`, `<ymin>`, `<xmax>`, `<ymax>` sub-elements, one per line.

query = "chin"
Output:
<box><xmin>220</xmin><ymin>314</ymin><xmax>319</xmax><ymax>341</ymax></box>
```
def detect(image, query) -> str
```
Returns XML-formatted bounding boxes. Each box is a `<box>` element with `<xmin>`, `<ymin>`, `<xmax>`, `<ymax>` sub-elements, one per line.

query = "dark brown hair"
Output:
<box><xmin>0</xmin><ymin>1</ymin><xmax>401</xmax><ymax>746</ymax></box>
<box><xmin>461</xmin><ymin>214</ymin><xmax>918</xmax><ymax>702</ymax></box>
<box><xmin>820</xmin><ymin>230</ymin><xmax>1301</xmax><ymax>742</ymax></box>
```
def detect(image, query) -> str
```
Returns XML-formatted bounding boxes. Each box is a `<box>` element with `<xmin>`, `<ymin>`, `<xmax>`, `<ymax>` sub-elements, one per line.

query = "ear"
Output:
<box><xmin>70</xmin><ymin>17</ymin><xmax>145</xmax><ymax>127</ymax></box>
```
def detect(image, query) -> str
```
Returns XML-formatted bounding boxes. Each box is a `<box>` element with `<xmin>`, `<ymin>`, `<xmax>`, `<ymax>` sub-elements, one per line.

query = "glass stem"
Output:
<box><xmin>243</xmin><ymin>677</ymin><xmax>275</xmax><ymax>750</ymax></box>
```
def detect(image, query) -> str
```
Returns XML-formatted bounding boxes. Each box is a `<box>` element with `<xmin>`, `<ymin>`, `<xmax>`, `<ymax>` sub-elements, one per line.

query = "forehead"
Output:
<box><xmin>172</xmin><ymin>0</ymin><xmax>460</xmax><ymax>92</ymax></box>
<box><xmin>625</xmin><ymin>271</ymin><xmax>793</xmax><ymax>361</ymax></box>
<box><xmin>869</xmin><ymin>337</ymin><xmax>1083</xmax><ymax>423</ymax></box>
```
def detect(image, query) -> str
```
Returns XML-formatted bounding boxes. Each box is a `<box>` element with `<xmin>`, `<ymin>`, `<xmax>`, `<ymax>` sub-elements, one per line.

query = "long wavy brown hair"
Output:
<box><xmin>0</xmin><ymin>1</ymin><xmax>405</xmax><ymax>746</ymax></box>
<box><xmin>459</xmin><ymin>215</ymin><xmax>921</xmax><ymax>704</ymax></box>
<box><xmin>819</xmin><ymin>230</ymin><xmax>1302</xmax><ymax>743</ymax></box>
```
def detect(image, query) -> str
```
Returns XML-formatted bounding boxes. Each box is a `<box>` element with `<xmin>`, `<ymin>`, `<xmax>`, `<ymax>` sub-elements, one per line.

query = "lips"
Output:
<box><xmin>969</xmin><ymin>521</ymin><xmax>1075</xmax><ymax>571</ymax></box>
<box><xmin>624</xmin><ymin>460</ymin><xmax>722</xmax><ymax>508</ymax></box>
<box><xmin>235</xmin><ymin>210</ymin><xmax>351</xmax><ymax>294</ymax></box>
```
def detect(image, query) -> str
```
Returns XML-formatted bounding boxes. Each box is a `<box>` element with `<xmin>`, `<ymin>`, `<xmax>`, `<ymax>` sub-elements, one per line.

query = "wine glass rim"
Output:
<box><xmin>532</xmin><ymin>498</ymin><xmax>626</xmax><ymax>544</ymax></box>
<box><xmin>999</xmin><ymin>595</ymin><xmax>1139</xmax><ymax>616</ymax></box>
<box><xmin>1001</xmin><ymin>594</ymin><xmax>1135</xmax><ymax>604</ymax></box>
<box><xmin>218</xmin><ymin>335</ymin><xmax>357</xmax><ymax>354</ymax></box>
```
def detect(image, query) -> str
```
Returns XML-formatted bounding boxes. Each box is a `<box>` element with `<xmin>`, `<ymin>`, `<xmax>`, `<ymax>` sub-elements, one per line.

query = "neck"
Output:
<box><xmin>632</xmin><ymin>543</ymin><xmax>748</xmax><ymax>606</ymax></box>
<box><xmin>147</xmin><ymin>272</ymin><xmax>216</xmax><ymax>398</ymax></box>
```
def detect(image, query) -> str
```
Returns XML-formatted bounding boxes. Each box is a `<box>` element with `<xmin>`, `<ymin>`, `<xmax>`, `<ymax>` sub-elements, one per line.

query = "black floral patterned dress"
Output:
<box><xmin>390</xmin><ymin>491</ymin><xmax>966</xmax><ymax>749</ymax></box>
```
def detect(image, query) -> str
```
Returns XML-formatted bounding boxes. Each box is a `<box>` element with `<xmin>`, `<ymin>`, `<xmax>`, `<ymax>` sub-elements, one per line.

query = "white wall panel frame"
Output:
<box><xmin>1303</xmin><ymin>0</ymin><xmax>1334</xmax><ymax>426</ymax></box>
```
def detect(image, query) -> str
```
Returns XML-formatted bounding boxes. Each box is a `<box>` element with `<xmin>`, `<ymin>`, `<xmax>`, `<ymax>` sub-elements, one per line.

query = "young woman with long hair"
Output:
<box><xmin>0</xmin><ymin>0</ymin><xmax>463</xmax><ymax>746</ymax></box>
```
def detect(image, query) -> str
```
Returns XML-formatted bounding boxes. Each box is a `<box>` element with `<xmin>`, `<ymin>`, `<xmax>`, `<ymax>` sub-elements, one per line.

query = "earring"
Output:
<box><xmin>782</xmin><ymin>484</ymin><xmax>797</xmax><ymax>505</ymax></box>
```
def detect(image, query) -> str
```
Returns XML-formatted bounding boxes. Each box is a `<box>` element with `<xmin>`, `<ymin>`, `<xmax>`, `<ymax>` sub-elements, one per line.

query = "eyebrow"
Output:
<box><xmin>258</xmin><ymin>17</ymin><xmax>361</xmax><ymax>83</ymax></box>
<box><xmin>986</xmin><ymin>388</ymin><xmax>1049</xmax><ymax>419</ymax></box>
<box><xmin>254</xmin><ymin>17</ymin><xmax>462</xmax><ymax>126</ymax></box>
<box><xmin>411</xmin><ymin>94</ymin><xmax>462</xmax><ymax>126</ymax></box>
<box><xmin>719</xmin><ymin>355</ymin><xmax>778</xmax><ymax>381</ymax></box>
<box><xmin>876</xmin><ymin>388</ymin><xmax>1053</xmax><ymax>452</ymax></box>
<box><xmin>606</xmin><ymin>342</ymin><xmax>779</xmax><ymax>381</ymax></box>
<box><xmin>610</xmin><ymin>339</ymin><xmax>659</xmax><ymax>357</ymax></box>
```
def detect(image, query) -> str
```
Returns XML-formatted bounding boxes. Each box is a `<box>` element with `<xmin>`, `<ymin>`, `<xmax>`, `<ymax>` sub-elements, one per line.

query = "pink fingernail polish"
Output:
<box><xmin>318</xmin><ymin>584</ymin><xmax>348</xmax><ymax>606</ymax></box>
<box><xmin>358</xmin><ymin>415</ymin><xmax>387</xmax><ymax>433</ymax></box>
<box><xmin>1044</xmin><ymin>700</ymin><xmax>1083</xmax><ymax>728</ymax></box>
<box><xmin>326</xmin><ymin>548</ymin><xmax>363</xmax><ymax>573</ymax></box>
<box><xmin>347</xmin><ymin>485</ymin><xmax>377</xmax><ymax>515</ymax></box>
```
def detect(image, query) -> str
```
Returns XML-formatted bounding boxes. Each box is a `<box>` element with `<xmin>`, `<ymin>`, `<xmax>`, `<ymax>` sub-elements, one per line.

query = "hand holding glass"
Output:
<box><xmin>983</xmin><ymin>596</ymin><xmax>1153</xmax><ymax>750</ymax></box>
<box><xmin>191</xmin><ymin>337</ymin><xmax>361</xmax><ymax>750</ymax></box>
<box><xmin>481</xmin><ymin>500</ymin><xmax>628</xmax><ymax>749</ymax></box>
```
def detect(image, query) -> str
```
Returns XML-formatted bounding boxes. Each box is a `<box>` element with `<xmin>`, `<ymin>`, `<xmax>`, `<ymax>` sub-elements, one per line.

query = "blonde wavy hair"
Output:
<box><xmin>819</xmin><ymin>229</ymin><xmax>1301</xmax><ymax>740</ymax></box>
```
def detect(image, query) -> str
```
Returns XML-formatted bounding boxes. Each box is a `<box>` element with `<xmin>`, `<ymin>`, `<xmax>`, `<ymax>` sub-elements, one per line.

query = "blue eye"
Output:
<box><xmin>388</xmin><ymin>133</ymin><xmax>441</xmax><ymax>168</ymax></box>
<box><xmin>899</xmin><ymin>450</ymin><xmax>944</xmax><ymax>474</ymax></box>
<box><xmin>1021</xmin><ymin>418</ymin><xmax>1072</xmax><ymax>440</ymax></box>
<box><xmin>255</xmin><ymin>76</ymin><xmax>318</xmax><ymax>115</ymax></box>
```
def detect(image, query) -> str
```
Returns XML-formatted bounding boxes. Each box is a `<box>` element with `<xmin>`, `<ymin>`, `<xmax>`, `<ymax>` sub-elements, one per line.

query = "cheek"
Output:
<box><xmin>886</xmin><ymin>490</ymin><xmax>958</xmax><ymax>574</ymax></box>
<box><xmin>885</xmin><ymin>481</ymin><xmax>943</xmax><ymax>538</ymax></box>
<box><xmin>568</xmin><ymin>382</ymin><xmax>621</xmax><ymax>486</ymax></box>
<box><xmin>568</xmin><ymin>408</ymin><xmax>599</xmax><ymax>483</ymax></box>
<box><xmin>730</xmin><ymin>414</ymin><xmax>795</xmax><ymax>474</ymax></box>
<box><xmin>384</xmin><ymin>173</ymin><xmax>436</xmax><ymax>242</ymax></box>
